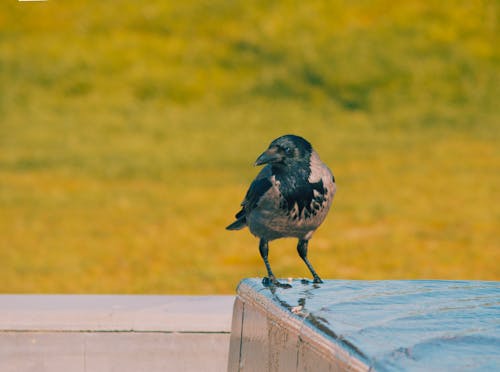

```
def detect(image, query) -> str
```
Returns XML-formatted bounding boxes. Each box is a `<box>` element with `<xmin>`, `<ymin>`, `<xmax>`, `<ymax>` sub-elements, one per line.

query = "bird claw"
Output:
<box><xmin>313</xmin><ymin>277</ymin><xmax>323</xmax><ymax>284</ymax></box>
<box><xmin>262</xmin><ymin>277</ymin><xmax>292</xmax><ymax>289</ymax></box>
<box><xmin>300</xmin><ymin>278</ymin><xmax>323</xmax><ymax>286</ymax></box>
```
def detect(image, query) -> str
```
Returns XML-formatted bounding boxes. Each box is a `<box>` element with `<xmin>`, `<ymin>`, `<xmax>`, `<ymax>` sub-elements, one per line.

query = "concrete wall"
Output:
<box><xmin>0</xmin><ymin>295</ymin><xmax>234</xmax><ymax>372</ymax></box>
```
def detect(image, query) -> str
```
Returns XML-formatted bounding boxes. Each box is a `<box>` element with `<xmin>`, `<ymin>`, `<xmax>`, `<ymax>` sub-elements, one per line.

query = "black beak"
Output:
<box><xmin>255</xmin><ymin>147</ymin><xmax>282</xmax><ymax>166</ymax></box>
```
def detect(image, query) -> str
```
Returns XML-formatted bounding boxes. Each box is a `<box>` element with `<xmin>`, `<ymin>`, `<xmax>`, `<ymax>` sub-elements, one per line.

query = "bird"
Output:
<box><xmin>226</xmin><ymin>134</ymin><xmax>336</xmax><ymax>287</ymax></box>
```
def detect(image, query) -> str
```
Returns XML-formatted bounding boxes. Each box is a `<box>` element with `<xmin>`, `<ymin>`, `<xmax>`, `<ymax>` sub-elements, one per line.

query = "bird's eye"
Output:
<box><xmin>284</xmin><ymin>147</ymin><xmax>293</xmax><ymax>156</ymax></box>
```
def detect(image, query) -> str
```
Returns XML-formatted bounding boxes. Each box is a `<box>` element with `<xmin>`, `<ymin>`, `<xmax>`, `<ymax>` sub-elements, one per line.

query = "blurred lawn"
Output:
<box><xmin>0</xmin><ymin>1</ymin><xmax>498</xmax><ymax>293</ymax></box>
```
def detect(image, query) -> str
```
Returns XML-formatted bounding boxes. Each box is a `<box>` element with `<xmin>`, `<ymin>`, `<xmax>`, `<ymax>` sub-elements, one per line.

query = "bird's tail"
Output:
<box><xmin>226</xmin><ymin>218</ymin><xmax>246</xmax><ymax>230</ymax></box>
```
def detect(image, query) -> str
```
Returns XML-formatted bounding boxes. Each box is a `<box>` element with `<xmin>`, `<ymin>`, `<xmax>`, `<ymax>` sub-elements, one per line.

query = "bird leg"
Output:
<box><xmin>259</xmin><ymin>239</ymin><xmax>291</xmax><ymax>288</ymax></box>
<box><xmin>297</xmin><ymin>239</ymin><xmax>323</xmax><ymax>284</ymax></box>
<box><xmin>259</xmin><ymin>239</ymin><xmax>274</xmax><ymax>280</ymax></box>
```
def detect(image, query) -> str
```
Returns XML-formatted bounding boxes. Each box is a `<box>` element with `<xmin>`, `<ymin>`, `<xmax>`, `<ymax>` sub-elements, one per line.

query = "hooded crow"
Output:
<box><xmin>227</xmin><ymin>134</ymin><xmax>336</xmax><ymax>287</ymax></box>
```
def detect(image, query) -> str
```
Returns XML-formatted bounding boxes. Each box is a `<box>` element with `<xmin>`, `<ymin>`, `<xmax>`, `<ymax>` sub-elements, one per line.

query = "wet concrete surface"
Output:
<box><xmin>229</xmin><ymin>278</ymin><xmax>500</xmax><ymax>371</ymax></box>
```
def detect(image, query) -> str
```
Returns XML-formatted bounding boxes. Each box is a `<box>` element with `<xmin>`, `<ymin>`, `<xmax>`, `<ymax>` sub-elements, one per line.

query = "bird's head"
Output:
<box><xmin>255</xmin><ymin>134</ymin><xmax>312</xmax><ymax>168</ymax></box>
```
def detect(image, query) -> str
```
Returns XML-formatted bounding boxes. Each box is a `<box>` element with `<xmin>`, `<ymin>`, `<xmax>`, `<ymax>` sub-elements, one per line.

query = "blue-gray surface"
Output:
<box><xmin>244</xmin><ymin>279</ymin><xmax>500</xmax><ymax>371</ymax></box>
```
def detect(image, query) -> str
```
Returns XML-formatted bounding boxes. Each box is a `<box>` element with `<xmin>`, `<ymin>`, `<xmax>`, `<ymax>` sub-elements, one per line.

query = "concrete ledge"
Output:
<box><xmin>0</xmin><ymin>295</ymin><xmax>234</xmax><ymax>372</ymax></box>
<box><xmin>228</xmin><ymin>279</ymin><xmax>500</xmax><ymax>371</ymax></box>
<box><xmin>228</xmin><ymin>280</ymin><xmax>369</xmax><ymax>372</ymax></box>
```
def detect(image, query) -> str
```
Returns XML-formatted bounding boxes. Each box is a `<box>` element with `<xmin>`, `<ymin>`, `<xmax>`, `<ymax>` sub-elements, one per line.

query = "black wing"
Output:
<box><xmin>226</xmin><ymin>177</ymin><xmax>272</xmax><ymax>230</ymax></box>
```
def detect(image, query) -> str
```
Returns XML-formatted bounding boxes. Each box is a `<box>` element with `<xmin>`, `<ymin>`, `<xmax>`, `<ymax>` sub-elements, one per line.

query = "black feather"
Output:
<box><xmin>274</xmin><ymin>167</ymin><xmax>326</xmax><ymax>219</ymax></box>
<box><xmin>226</xmin><ymin>177</ymin><xmax>272</xmax><ymax>230</ymax></box>
<box><xmin>226</xmin><ymin>218</ymin><xmax>246</xmax><ymax>230</ymax></box>
<box><xmin>242</xmin><ymin>177</ymin><xmax>273</xmax><ymax>212</ymax></box>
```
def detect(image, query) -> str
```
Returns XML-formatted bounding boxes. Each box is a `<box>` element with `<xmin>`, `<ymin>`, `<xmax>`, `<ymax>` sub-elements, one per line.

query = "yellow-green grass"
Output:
<box><xmin>0</xmin><ymin>1</ymin><xmax>498</xmax><ymax>293</ymax></box>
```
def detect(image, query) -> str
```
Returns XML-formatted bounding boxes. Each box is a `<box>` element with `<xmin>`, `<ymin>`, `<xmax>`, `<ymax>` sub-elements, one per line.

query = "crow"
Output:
<box><xmin>227</xmin><ymin>134</ymin><xmax>336</xmax><ymax>287</ymax></box>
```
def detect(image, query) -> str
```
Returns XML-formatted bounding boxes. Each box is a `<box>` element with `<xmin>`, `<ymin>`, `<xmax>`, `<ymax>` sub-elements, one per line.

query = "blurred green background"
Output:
<box><xmin>1</xmin><ymin>1</ymin><xmax>498</xmax><ymax>294</ymax></box>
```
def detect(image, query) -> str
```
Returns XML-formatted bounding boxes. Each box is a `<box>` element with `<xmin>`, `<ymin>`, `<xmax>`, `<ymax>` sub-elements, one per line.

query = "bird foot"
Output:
<box><xmin>300</xmin><ymin>277</ymin><xmax>323</xmax><ymax>285</ymax></box>
<box><xmin>262</xmin><ymin>277</ymin><xmax>292</xmax><ymax>289</ymax></box>
<box><xmin>313</xmin><ymin>277</ymin><xmax>324</xmax><ymax>284</ymax></box>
